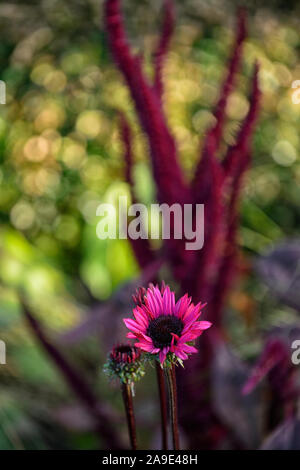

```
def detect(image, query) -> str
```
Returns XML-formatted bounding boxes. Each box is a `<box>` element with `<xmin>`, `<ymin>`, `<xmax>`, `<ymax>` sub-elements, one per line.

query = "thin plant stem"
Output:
<box><xmin>156</xmin><ymin>361</ymin><xmax>168</xmax><ymax>450</ymax></box>
<box><xmin>165</xmin><ymin>364</ymin><xmax>180</xmax><ymax>450</ymax></box>
<box><xmin>121</xmin><ymin>382</ymin><xmax>137</xmax><ymax>450</ymax></box>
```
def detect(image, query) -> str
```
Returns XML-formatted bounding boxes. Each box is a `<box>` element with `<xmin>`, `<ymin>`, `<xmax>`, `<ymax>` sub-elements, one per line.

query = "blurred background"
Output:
<box><xmin>0</xmin><ymin>0</ymin><xmax>300</xmax><ymax>449</ymax></box>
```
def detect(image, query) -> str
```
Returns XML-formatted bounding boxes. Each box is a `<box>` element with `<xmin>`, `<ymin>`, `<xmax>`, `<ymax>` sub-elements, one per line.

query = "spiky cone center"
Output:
<box><xmin>104</xmin><ymin>344</ymin><xmax>145</xmax><ymax>384</ymax></box>
<box><xmin>147</xmin><ymin>315</ymin><xmax>183</xmax><ymax>349</ymax></box>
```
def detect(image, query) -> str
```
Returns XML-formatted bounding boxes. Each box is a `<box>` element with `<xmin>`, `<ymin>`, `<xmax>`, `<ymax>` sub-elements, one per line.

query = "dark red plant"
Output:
<box><xmin>17</xmin><ymin>0</ymin><xmax>266</xmax><ymax>450</ymax></box>
<box><xmin>105</xmin><ymin>0</ymin><xmax>261</xmax><ymax>449</ymax></box>
<box><xmin>243</xmin><ymin>338</ymin><xmax>299</xmax><ymax>432</ymax></box>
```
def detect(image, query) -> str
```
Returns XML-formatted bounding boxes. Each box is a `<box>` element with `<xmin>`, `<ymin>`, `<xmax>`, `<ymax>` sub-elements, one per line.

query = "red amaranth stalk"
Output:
<box><xmin>119</xmin><ymin>111</ymin><xmax>134</xmax><ymax>188</ymax></box>
<box><xmin>105</xmin><ymin>0</ymin><xmax>261</xmax><ymax>449</ymax></box>
<box><xmin>211</xmin><ymin>8</ymin><xmax>246</xmax><ymax>147</ymax></box>
<box><xmin>105</xmin><ymin>0</ymin><xmax>191</xmax><ymax>206</ymax></box>
<box><xmin>211</xmin><ymin>65</ymin><xmax>261</xmax><ymax>326</ymax></box>
<box><xmin>190</xmin><ymin>141</ymin><xmax>225</xmax><ymax>303</ymax></box>
<box><xmin>119</xmin><ymin>112</ymin><xmax>154</xmax><ymax>268</ymax></box>
<box><xmin>192</xmin><ymin>8</ymin><xmax>246</xmax><ymax>193</ymax></box>
<box><xmin>153</xmin><ymin>0</ymin><xmax>175</xmax><ymax>100</ymax></box>
<box><xmin>223</xmin><ymin>63</ymin><xmax>261</xmax><ymax>177</ymax></box>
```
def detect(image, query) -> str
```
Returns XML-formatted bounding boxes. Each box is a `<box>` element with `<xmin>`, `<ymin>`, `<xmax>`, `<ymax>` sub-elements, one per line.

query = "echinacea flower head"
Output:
<box><xmin>132</xmin><ymin>286</ymin><xmax>147</xmax><ymax>308</ymax></box>
<box><xmin>103</xmin><ymin>344</ymin><xmax>145</xmax><ymax>384</ymax></box>
<box><xmin>124</xmin><ymin>283</ymin><xmax>212</xmax><ymax>366</ymax></box>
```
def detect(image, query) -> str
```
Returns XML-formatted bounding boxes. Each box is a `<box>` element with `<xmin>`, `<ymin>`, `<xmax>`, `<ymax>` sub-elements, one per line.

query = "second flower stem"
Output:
<box><xmin>121</xmin><ymin>382</ymin><xmax>137</xmax><ymax>450</ymax></box>
<box><xmin>156</xmin><ymin>361</ymin><xmax>168</xmax><ymax>450</ymax></box>
<box><xmin>165</xmin><ymin>364</ymin><xmax>180</xmax><ymax>450</ymax></box>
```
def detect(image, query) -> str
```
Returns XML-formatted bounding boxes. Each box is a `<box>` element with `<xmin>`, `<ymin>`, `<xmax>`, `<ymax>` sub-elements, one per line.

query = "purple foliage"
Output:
<box><xmin>243</xmin><ymin>329</ymin><xmax>299</xmax><ymax>431</ymax></box>
<box><xmin>20</xmin><ymin>296</ymin><xmax>123</xmax><ymax>449</ymax></box>
<box><xmin>261</xmin><ymin>418</ymin><xmax>300</xmax><ymax>450</ymax></box>
<box><xmin>256</xmin><ymin>240</ymin><xmax>300</xmax><ymax>312</ymax></box>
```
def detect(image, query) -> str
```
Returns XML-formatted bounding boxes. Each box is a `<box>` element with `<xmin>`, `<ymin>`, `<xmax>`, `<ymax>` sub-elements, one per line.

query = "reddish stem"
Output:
<box><xmin>156</xmin><ymin>361</ymin><xmax>168</xmax><ymax>449</ymax></box>
<box><xmin>165</xmin><ymin>364</ymin><xmax>180</xmax><ymax>450</ymax></box>
<box><xmin>121</xmin><ymin>383</ymin><xmax>137</xmax><ymax>450</ymax></box>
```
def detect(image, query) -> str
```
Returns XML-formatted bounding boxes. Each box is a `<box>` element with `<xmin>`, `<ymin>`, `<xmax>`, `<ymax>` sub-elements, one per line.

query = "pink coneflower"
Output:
<box><xmin>110</xmin><ymin>343</ymin><xmax>141</xmax><ymax>364</ymax></box>
<box><xmin>104</xmin><ymin>343</ymin><xmax>145</xmax><ymax>384</ymax></box>
<box><xmin>124</xmin><ymin>284</ymin><xmax>211</xmax><ymax>365</ymax></box>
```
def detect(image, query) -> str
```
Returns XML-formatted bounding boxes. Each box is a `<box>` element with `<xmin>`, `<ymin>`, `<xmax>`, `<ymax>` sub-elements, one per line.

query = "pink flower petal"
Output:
<box><xmin>177</xmin><ymin>331</ymin><xmax>201</xmax><ymax>343</ymax></box>
<box><xmin>182</xmin><ymin>322</ymin><xmax>211</xmax><ymax>339</ymax></box>
<box><xmin>174</xmin><ymin>350</ymin><xmax>188</xmax><ymax>361</ymax></box>
<box><xmin>182</xmin><ymin>317</ymin><xmax>200</xmax><ymax>333</ymax></box>
<box><xmin>123</xmin><ymin>318</ymin><xmax>146</xmax><ymax>334</ymax></box>
<box><xmin>170</xmin><ymin>333</ymin><xmax>179</xmax><ymax>352</ymax></box>
<box><xmin>174</xmin><ymin>294</ymin><xmax>191</xmax><ymax>318</ymax></box>
<box><xmin>135</xmin><ymin>340</ymin><xmax>157</xmax><ymax>353</ymax></box>
<box><xmin>197</xmin><ymin>321</ymin><xmax>212</xmax><ymax>330</ymax></box>
<box><xmin>159</xmin><ymin>347</ymin><xmax>169</xmax><ymax>364</ymax></box>
<box><xmin>133</xmin><ymin>306</ymin><xmax>149</xmax><ymax>328</ymax></box>
<box><xmin>145</xmin><ymin>288</ymin><xmax>163</xmax><ymax>318</ymax></box>
<box><xmin>139</xmin><ymin>332</ymin><xmax>153</xmax><ymax>342</ymax></box>
<box><xmin>181</xmin><ymin>305</ymin><xmax>197</xmax><ymax>323</ymax></box>
<box><xmin>181</xmin><ymin>344</ymin><xmax>198</xmax><ymax>354</ymax></box>
<box><xmin>126</xmin><ymin>332</ymin><xmax>137</xmax><ymax>339</ymax></box>
<box><xmin>162</xmin><ymin>286</ymin><xmax>175</xmax><ymax>315</ymax></box>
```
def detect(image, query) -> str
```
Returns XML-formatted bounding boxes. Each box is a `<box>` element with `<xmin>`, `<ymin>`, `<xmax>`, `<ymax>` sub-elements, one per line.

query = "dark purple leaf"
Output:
<box><xmin>212</xmin><ymin>341</ymin><xmax>264</xmax><ymax>449</ymax></box>
<box><xmin>261</xmin><ymin>418</ymin><xmax>300</xmax><ymax>450</ymax></box>
<box><xmin>256</xmin><ymin>239</ymin><xmax>300</xmax><ymax>311</ymax></box>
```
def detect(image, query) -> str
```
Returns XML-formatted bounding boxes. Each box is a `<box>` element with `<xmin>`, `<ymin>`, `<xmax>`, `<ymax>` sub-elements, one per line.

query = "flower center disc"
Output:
<box><xmin>112</xmin><ymin>345</ymin><xmax>136</xmax><ymax>363</ymax></box>
<box><xmin>116</xmin><ymin>345</ymin><xmax>132</xmax><ymax>355</ymax></box>
<box><xmin>147</xmin><ymin>315</ymin><xmax>183</xmax><ymax>349</ymax></box>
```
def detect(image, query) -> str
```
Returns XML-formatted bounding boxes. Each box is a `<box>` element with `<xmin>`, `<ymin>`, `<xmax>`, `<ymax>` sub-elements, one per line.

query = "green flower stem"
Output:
<box><xmin>156</xmin><ymin>361</ymin><xmax>168</xmax><ymax>450</ymax></box>
<box><xmin>165</xmin><ymin>364</ymin><xmax>180</xmax><ymax>450</ymax></box>
<box><xmin>121</xmin><ymin>382</ymin><xmax>137</xmax><ymax>450</ymax></box>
